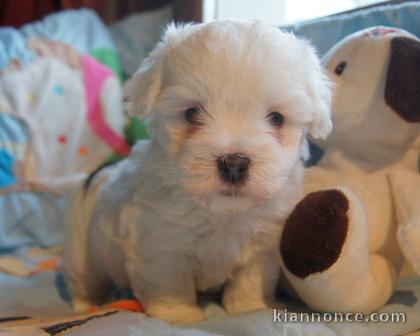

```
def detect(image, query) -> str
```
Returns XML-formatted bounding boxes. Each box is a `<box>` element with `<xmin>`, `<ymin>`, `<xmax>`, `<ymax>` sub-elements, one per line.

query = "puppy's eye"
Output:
<box><xmin>334</xmin><ymin>61</ymin><xmax>347</xmax><ymax>76</ymax></box>
<box><xmin>185</xmin><ymin>107</ymin><xmax>201</xmax><ymax>124</ymax></box>
<box><xmin>266</xmin><ymin>111</ymin><xmax>284</xmax><ymax>127</ymax></box>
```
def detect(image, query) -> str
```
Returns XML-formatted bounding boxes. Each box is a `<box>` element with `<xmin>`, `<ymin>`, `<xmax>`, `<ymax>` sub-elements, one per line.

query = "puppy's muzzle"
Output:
<box><xmin>217</xmin><ymin>153</ymin><xmax>250</xmax><ymax>185</ymax></box>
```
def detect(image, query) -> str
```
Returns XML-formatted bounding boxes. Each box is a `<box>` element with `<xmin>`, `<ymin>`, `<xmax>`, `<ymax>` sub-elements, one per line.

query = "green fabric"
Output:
<box><xmin>91</xmin><ymin>48</ymin><xmax>123</xmax><ymax>82</ymax></box>
<box><xmin>125</xmin><ymin>116</ymin><xmax>150</xmax><ymax>146</ymax></box>
<box><xmin>89</xmin><ymin>47</ymin><xmax>148</xmax><ymax>164</ymax></box>
<box><xmin>121</xmin><ymin>72</ymin><xmax>130</xmax><ymax>83</ymax></box>
<box><xmin>102</xmin><ymin>116</ymin><xmax>149</xmax><ymax>165</ymax></box>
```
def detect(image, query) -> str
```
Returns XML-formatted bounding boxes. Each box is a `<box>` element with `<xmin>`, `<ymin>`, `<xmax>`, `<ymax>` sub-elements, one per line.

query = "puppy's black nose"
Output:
<box><xmin>217</xmin><ymin>153</ymin><xmax>250</xmax><ymax>184</ymax></box>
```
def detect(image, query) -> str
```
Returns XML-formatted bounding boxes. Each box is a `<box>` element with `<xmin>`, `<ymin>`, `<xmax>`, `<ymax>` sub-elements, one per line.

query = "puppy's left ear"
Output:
<box><xmin>306</xmin><ymin>54</ymin><xmax>333</xmax><ymax>139</ymax></box>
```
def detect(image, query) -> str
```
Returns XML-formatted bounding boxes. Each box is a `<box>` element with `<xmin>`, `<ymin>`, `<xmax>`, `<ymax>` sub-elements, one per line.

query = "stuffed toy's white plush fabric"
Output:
<box><xmin>279</xmin><ymin>26</ymin><xmax>420</xmax><ymax>313</ymax></box>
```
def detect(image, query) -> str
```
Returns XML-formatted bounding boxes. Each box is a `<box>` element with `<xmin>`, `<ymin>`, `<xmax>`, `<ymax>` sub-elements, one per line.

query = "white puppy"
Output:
<box><xmin>64</xmin><ymin>20</ymin><xmax>332</xmax><ymax>324</ymax></box>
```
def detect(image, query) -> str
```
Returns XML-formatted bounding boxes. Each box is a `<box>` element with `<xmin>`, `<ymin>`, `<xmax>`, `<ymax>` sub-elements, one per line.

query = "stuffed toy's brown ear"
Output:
<box><xmin>385</xmin><ymin>37</ymin><xmax>420</xmax><ymax>123</ymax></box>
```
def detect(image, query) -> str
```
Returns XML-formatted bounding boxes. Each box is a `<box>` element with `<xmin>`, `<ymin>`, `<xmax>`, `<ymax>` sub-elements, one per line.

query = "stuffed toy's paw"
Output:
<box><xmin>280</xmin><ymin>187</ymin><xmax>397</xmax><ymax>313</ymax></box>
<box><xmin>280</xmin><ymin>189</ymin><xmax>349</xmax><ymax>278</ymax></box>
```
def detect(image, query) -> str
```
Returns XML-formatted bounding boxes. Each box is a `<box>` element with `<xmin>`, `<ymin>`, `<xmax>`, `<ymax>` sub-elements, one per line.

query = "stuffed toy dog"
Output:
<box><xmin>279</xmin><ymin>26</ymin><xmax>420</xmax><ymax>313</ymax></box>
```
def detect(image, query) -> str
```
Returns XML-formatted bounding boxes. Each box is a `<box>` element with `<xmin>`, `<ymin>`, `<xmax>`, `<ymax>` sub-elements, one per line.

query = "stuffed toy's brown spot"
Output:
<box><xmin>280</xmin><ymin>189</ymin><xmax>349</xmax><ymax>278</ymax></box>
<box><xmin>385</xmin><ymin>37</ymin><xmax>420</xmax><ymax>123</ymax></box>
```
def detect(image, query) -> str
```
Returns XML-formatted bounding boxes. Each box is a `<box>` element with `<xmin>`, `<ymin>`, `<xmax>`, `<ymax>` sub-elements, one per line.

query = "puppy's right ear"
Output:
<box><xmin>127</xmin><ymin>23</ymin><xmax>201</xmax><ymax>118</ymax></box>
<box><xmin>127</xmin><ymin>41</ymin><xmax>167</xmax><ymax>118</ymax></box>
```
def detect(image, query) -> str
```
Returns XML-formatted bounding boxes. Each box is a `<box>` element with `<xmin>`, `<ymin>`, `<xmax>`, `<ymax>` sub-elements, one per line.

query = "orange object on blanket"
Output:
<box><xmin>89</xmin><ymin>299</ymin><xmax>144</xmax><ymax>313</ymax></box>
<box><xmin>30</xmin><ymin>258</ymin><xmax>61</xmax><ymax>275</ymax></box>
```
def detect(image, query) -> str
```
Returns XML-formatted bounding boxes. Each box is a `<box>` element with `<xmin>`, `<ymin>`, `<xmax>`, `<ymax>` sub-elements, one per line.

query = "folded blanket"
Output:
<box><xmin>0</xmin><ymin>9</ymin><xmax>128</xmax><ymax>250</ymax></box>
<box><xmin>0</xmin><ymin>8</ymin><xmax>121</xmax><ymax>79</ymax></box>
<box><xmin>284</xmin><ymin>1</ymin><xmax>420</xmax><ymax>56</ymax></box>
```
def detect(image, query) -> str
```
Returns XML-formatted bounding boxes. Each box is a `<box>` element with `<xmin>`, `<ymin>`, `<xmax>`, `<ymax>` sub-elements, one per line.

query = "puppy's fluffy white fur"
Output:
<box><xmin>64</xmin><ymin>20</ymin><xmax>332</xmax><ymax>324</ymax></box>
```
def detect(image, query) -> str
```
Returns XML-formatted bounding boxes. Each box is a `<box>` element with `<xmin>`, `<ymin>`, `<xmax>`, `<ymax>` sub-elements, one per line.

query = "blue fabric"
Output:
<box><xmin>0</xmin><ymin>114</ymin><xmax>29</xmax><ymax>189</ymax></box>
<box><xmin>0</xmin><ymin>111</ymin><xmax>67</xmax><ymax>251</ymax></box>
<box><xmin>0</xmin><ymin>29</ymin><xmax>34</xmax><ymax>68</ymax></box>
<box><xmin>20</xmin><ymin>8</ymin><xmax>115</xmax><ymax>53</ymax></box>
<box><xmin>0</xmin><ymin>8</ymin><xmax>116</xmax><ymax>69</ymax></box>
<box><xmin>0</xmin><ymin>8</ymin><xmax>117</xmax><ymax>250</ymax></box>
<box><xmin>0</xmin><ymin>192</ymin><xmax>68</xmax><ymax>250</ymax></box>
<box><xmin>0</xmin><ymin>150</ymin><xmax>16</xmax><ymax>189</ymax></box>
<box><xmin>0</xmin><ymin>114</ymin><xmax>28</xmax><ymax>142</ymax></box>
<box><xmin>283</xmin><ymin>2</ymin><xmax>420</xmax><ymax>56</ymax></box>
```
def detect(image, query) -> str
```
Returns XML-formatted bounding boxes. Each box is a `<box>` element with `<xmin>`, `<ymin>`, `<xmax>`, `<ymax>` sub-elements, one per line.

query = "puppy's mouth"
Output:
<box><xmin>219</xmin><ymin>188</ymin><xmax>246</xmax><ymax>198</ymax></box>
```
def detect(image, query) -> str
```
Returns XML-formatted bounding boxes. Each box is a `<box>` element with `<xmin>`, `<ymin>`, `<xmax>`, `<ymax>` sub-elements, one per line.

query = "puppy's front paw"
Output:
<box><xmin>72</xmin><ymin>296</ymin><xmax>94</xmax><ymax>313</ymax></box>
<box><xmin>146</xmin><ymin>303</ymin><xmax>206</xmax><ymax>325</ymax></box>
<box><xmin>223</xmin><ymin>295</ymin><xmax>271</xmax><ymax>315</ymax></box>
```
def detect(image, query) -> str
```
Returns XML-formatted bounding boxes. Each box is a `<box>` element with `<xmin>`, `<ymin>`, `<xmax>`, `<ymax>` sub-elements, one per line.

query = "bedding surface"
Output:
<box><xmin>1</xmin><ymin>247</ymin><xmax>420</xmax><ymax>336</ymax></box>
